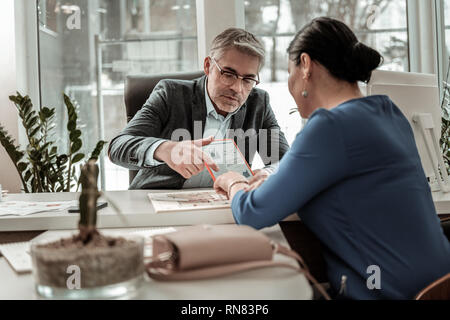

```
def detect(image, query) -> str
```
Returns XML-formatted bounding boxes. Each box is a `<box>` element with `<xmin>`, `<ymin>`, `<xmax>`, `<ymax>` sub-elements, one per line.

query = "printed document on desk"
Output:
<box><xmin>0</xmin><ymin>200</ymin><xmax>78</xmax><ymax>216</ymax></box>
<box><xmin>203</xmin><ymin>139</ymin><xmax>254</xmax><ymax>181</ymax></box>
<box><xmin>148</xmin><ymin>190</ymin><xmax>230</xmax><ymax>213</ymax></box>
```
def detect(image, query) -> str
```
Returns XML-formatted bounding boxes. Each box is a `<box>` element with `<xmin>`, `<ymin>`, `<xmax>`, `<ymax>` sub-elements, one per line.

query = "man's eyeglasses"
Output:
<box><xmin>210</xmin><ymin>57</ymin><xmax>260</xmax><ymax>90</ymax></box>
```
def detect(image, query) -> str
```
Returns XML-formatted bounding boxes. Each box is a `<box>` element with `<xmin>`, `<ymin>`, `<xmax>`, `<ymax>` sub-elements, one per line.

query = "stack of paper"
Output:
<box><xmin>148</xmin><ymin>190</ymin><xmax>231</xmax><ymax>213</ymax></box>
<box><xmin>0</xmin><ymin>200</ymin><xmax>78</xmax><ymax>217</ymax></box>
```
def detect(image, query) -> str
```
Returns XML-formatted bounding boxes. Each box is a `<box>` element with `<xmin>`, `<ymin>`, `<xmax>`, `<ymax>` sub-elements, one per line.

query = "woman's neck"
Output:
<box><xmin>313</xmin><ymin>78</ymin><xmax>363</xmax><ymax>111</ymax></box>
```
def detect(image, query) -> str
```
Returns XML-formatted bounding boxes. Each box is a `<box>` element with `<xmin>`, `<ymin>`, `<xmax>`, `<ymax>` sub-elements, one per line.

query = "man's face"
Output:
<box><xmin>204</xmin><ymin>48</ymin><xmax>260</xmax><ymax>116</ymax></box>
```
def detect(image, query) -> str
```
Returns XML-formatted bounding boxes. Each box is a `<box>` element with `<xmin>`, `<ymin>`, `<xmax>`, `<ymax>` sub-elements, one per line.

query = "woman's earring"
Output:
<box><xmin>302</xmin><ymin>73</ymin><xmax>311</xmax><ymax>98</ymax></box>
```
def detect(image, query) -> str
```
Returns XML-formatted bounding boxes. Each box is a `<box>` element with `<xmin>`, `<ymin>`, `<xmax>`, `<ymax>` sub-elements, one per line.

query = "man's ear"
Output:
<box><xmin>204</xmin><ymin>57</ymin><xmax>211</xmax><ymax>76</ymax></box>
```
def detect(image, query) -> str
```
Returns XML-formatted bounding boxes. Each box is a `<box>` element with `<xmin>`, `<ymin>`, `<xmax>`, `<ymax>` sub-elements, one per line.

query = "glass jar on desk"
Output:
<box><xmin>30</xmin><ymin>233</ymin><xmax>145</xmax><ymax>299</ymax></box>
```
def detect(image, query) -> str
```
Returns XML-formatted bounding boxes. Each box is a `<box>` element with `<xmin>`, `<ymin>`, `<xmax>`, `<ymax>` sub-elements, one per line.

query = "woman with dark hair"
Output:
<box><xmin>214</xmin><ymin>17</ymin><xmax>450</xmax><ymax>299</ymax></box>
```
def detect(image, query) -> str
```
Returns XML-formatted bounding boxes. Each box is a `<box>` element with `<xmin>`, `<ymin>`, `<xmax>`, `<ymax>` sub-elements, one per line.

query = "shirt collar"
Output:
<box><xmin>204</xmin><ymin>79</ymin><xmax>218</xmax><ymax>118</ymax></box>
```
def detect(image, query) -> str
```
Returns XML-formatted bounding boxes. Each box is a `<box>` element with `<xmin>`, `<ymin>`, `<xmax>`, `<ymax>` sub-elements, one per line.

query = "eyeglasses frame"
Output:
<box><xmin>210</xmin><ymin>57</ymin><xmax>260</xmax><ymax>90</ymax></box>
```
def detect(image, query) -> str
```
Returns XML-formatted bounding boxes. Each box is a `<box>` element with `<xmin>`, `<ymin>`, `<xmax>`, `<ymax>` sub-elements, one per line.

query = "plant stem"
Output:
<box><xmin>66</xmin><ymin>153</ymin><xmax>73</xmax><ymax>192</ymax></box>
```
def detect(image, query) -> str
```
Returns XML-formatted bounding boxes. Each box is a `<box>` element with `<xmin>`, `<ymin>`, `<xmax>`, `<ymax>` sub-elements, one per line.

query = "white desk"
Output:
<box><xmin>0</xmin><ymin>225</ymin><xmax>313</xmax><ymax>300</ymax></box>
<box><xmin>0</xmin><ymin>190</ymin><xmax>312</xmax><ymax>300</ymax></box>
<box><xmin>0</xmin><ymin>190</ymin><xmax>235</xmax><ymax>232</ymax></box>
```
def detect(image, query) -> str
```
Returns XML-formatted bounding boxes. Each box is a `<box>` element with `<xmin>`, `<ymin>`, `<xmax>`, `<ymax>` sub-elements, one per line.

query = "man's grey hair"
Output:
<box><xmin>209</xmin><ymin>28</ymin><xmax>265</xmax><ymax>71</ymax></box>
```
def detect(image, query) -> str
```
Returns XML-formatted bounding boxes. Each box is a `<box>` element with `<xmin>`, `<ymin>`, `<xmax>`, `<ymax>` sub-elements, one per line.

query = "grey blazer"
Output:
<box><xmin>108</xmin><ymin>76</ymin><xmax>289</xmax><ymax>189</ymax></box>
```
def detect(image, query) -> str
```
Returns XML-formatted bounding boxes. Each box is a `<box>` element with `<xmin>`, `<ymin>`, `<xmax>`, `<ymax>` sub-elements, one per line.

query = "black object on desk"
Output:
<box><xmin>68</xmin><ymin>201</ymin><xmax>108</xmax><ymax>213</ymax></box>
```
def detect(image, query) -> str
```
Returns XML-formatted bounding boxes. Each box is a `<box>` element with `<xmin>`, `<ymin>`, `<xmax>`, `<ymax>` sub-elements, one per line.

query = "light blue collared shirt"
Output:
<box><xmin>145</xmin><ymin>78</ymin><xmax>239</xmax><ymax>188</ymax></box>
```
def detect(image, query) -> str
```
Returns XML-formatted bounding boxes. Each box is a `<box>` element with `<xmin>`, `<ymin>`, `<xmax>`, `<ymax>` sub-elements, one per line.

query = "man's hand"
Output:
<box><xmin>244</xmin><ymin>168</ymin><xmax>270</xmax><ymax>192</ymax></box>
<box><xmin>154</xmin><ymin>136</ymin><xmax>219</xmax><ymax>179</ymax></box>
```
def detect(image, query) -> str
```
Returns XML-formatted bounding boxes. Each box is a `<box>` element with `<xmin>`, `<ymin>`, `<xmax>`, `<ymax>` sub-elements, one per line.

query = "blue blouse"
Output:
<box><xmin>232</xmin><ymin>95</ymin><xmax>450</xmax><ymax>299</ymax></box>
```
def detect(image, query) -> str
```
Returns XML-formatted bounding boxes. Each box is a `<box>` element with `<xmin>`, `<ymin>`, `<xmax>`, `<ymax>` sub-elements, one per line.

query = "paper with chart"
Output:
<box><xmin>203</xmin><ymin>139</ymin><xmax>254</xmax><ymax>181</ymax></box>
<box><xmin>148</xmin><ymin>190</ymin><xmax>231</xmax><ymax>213</ymax></box>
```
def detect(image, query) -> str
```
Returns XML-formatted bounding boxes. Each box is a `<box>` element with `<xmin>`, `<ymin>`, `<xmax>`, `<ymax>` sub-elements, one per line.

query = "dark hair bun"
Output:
<box><xmin>288</xmin><ymin>17</ymin><xmax>384</xmax><ymax>84</ymax></box>
<box><xmin>345</xmin><ymin>42</ymin><xmax>383</xmax><ymax>83</ymax></box>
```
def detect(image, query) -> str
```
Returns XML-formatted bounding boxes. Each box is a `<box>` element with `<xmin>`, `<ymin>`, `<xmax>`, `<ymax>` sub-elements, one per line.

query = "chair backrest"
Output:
<box><xmin>414</xmin><ymin>273</ymin><xmax>450</xmax><ymax>300</ymax></box>
<box><xmin>124</xmin><ymin>71</ymin><xmax>204</xmax><ymax>184</ymax></box>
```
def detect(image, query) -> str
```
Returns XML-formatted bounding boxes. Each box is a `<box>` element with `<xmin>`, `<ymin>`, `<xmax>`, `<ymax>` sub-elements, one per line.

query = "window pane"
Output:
<box><xmin>37</xmin><ymin>0</ymin><xmax>198</xmax><ymax>191</ymax></box>
<box><xmin>245</xmin><ymin>0</ymin><xmax>409</xmax><ymax>149</ymax></box>
<box><xmin>442</xmin><ymin>0</ymin><xmax>450</xmax><ymax>170</ymax></box>
<box><xmin>444</xmin><ymin>1</ymin><xmax>450</xmax><ymax>88</ymax></box>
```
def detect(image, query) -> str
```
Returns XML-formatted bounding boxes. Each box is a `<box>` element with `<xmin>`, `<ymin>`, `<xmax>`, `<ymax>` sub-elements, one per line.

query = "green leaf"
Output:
<box><xmin>26</xmin><ymin>115</ymin><xmax>39</xmax><ymax>129</ymax></box>
<box><xmin>14</xmin><ymin>150</ymin><xmax>25</xmax><ymax>161</ymax></box>
<box><xmin>25</xmin><ymin>111</ymin><xmax>34</xmax><ymax>124</ymax></box>
<box><xmin>69</xmin><ymin>130</ymin><xmax>82</xmax><ymax>141</ymax></box>
<box><xmin>67</xmin><ymin>120</ymin><xmax>76</xmax><ymax>132</ymax></box>
<box><xmin>64</xmin><ymin>94</ymin><xmax>78</xmax><ymax>121</ymax></box>
<box><xmin>90</xmin><ymin>140</ymin><xmax>107</xmax><ymax>160</ymax></box>
<box><xmin>72</xmin><ymin>153</ymin><xmax>85</xmax><ymax>164</ymax></box>
<box><xmin>41</xmin><ymin>107</ymin><xmax>55</xmax><ymax>118</ymax></box>
<box><xmin>24</xmin><ymin>170</ymin><xmax>32</xmax><ymax>182</ymax></box>
<box><xmin>63</xmin><ymin>94</ymin><xmax>74</xmax><ymax>107</ymax></box>
<box><xmin>17</xmin><ymin>162</ymin><xmax>28</xmax><ymax>172</ymax></box>
<box><xmin>9</xmin><ymin>95</ymin><xmax>19</xmax><ymax>104</ymax></box>
<box><xmin>71</xmin><ymin>139</ymin><xmax>82</xmax><ymax>154</ymax></box>
<box><xmin>29</xmin><ymin>126</ymin><xmax>40</xmax><ymax>139</ymax></box>
<box><xmin>23</xmin><ymin>101</ymin><xmax>32</xmax><ymax>117</ymax></box>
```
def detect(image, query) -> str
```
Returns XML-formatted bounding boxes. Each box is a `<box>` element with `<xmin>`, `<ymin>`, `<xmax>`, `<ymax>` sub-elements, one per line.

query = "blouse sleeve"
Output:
<box><xmin>231</xmin><ymin>109</ymin><xmax>350</xmax><ymax>229</ymax></box>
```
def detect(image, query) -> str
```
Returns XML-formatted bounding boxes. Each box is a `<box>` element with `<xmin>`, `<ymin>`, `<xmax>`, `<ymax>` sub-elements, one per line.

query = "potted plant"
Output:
<box><xmin>440</xmin><ymin>57</ymin><xmax>450</xmax><ymax>176</ymax></box>
<box><xmin>30</xmin><ymin>159</ymin><xmax>145</xmax><ymax>299</ymax></box>
<box><xmin>0</xmin><ymin>92</ymin><xmax>106</xmax><ymax>193</ymax></box>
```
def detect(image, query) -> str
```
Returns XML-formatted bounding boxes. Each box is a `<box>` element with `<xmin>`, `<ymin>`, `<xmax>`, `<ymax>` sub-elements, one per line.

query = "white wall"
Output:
<box><xmin>0</xmin><ymin>0</ymin><xmax>21</xmax><ymax>193</ymax></box>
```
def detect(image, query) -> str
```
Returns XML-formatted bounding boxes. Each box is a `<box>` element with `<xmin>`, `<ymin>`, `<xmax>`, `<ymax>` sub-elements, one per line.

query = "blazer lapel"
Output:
<box><xmin>192</xmin><ymin>75</ymin><xmax>208</xmax><ymax>139</ymax></box>
<box><xmin>229</xmin><ymin>103</ymin><xmax>246</xmax><ymax>136</ymax></box>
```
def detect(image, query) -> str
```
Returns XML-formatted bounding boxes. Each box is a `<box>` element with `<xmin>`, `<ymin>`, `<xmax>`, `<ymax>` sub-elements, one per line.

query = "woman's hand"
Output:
<box><xmin>245</xmin><ymin>169</ymin><xmax>270</xmax><ymax>192</ymax></box>
<box><xmin>214</xmin><ymin>172</ymin><xmax>249</xmax><ymax>200</ymax></box>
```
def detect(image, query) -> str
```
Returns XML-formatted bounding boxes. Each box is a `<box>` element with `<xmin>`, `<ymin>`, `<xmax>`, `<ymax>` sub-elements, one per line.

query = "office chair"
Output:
<box><xmin>414</xmin><ymin>273</ymin><xmax>450</xmax><ymax>300</ymax></box>
<box><xmin>124</xmin><ymin>71</ymin><xmax>205</xmax><ymax>184</ymax></box>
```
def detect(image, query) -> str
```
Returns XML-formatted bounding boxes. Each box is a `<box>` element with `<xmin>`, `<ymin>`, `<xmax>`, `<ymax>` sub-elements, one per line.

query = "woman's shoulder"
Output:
<box><xmin>317</xmin><ymin>95</ymin><xmax>393</xmax><ymax>121</ymax></box>
<box><xmin>335</xmin><ymin>94</ymin><xmax>391</xmax><ymax>111</ymax></box>
<box><xmin>301</xmin><ymin>95</ymin><xmax>396</xmax><ymax>143</ymax></box>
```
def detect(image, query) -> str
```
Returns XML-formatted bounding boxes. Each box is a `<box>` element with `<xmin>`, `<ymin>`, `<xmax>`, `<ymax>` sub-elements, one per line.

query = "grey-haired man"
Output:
<box><xmin>109</xmin><ymin>28</ymin><xmax>289</xmax><ymax>189</ymax></box>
